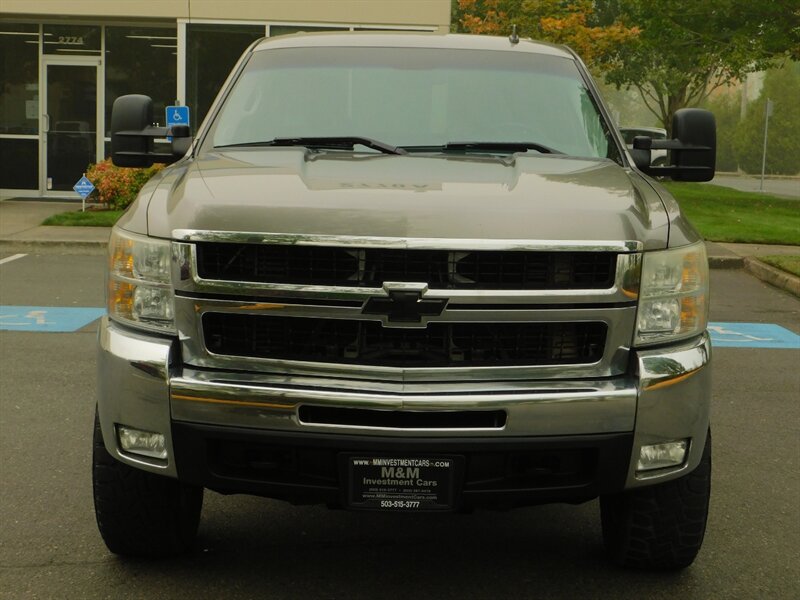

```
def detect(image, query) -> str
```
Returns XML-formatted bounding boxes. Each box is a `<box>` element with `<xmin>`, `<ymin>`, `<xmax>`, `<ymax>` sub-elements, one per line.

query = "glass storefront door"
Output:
<box><xmin>42</xmin><ymin>58</ymin><xmax>101</xmax><ymax>193</ymax></box>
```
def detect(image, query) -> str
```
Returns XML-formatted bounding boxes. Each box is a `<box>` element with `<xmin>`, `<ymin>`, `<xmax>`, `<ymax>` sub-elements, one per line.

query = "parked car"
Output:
<box><xmin>94</xmin><ymin>32</ymin><xmax>716</xmax><ymax>569</ymax></box>
<box><xmin>620</xmin><ymin>126</ymin><xmax>668</xmax><ymax>165</ymax></box>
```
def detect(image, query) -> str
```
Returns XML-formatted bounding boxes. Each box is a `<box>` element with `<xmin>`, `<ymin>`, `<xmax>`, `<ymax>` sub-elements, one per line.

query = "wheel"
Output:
<box><xmin>600</xmin><ymin>430</ymin><xmax>711</xmax><ymax>570</ymax></box>
<box><xmin>92</xmin><ymin>410</ymin><xmax>203</xmax><ymax>557</ymax></box>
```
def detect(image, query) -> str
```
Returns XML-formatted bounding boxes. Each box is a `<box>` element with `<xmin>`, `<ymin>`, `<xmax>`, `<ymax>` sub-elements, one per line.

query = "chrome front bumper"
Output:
<box><xmin>96</xmin><ymin>316</ymin><xmax>711</xmax><ymax>490</ymax></box>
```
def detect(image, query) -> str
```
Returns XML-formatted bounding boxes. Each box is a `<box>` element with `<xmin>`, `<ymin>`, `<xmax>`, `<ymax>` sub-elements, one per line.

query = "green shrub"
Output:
<box><xmin>85</xmin><ymin>159</ymin><xmax>164</xmax><ymax>210</ymax></box>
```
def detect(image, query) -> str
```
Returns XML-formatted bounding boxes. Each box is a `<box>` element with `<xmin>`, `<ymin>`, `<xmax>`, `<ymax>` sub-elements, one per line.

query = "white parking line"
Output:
<box><xmin>0</xmin><ymin>254</ymin><xmax>27</xmax><ymax>266</ymax></box>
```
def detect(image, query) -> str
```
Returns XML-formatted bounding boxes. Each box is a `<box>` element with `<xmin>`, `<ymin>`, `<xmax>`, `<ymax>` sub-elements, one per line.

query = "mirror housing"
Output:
<box><xmin>110</xmin><ymin>94</ymin><xmax>191</xmax><ymax>168</ymax></box>
<box><xmin>632</xmin><ymin>109</ymin><xmax>716</xmax><ymax>182</ymax></box>
<box><xmin>630</xmin><ymin>142</ymin><xmax>652</xmax><ymax>171</ymax></box>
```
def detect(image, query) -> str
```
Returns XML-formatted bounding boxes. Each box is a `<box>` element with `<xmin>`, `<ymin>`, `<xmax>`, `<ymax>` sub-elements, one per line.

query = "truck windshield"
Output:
<box><xmin>208</xmin><ymin>46</ymin><xmax>620</xmax><ymax>161</ymax></box>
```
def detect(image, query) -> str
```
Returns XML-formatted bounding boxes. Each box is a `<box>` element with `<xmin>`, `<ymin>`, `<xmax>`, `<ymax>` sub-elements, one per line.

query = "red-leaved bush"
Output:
<box><xmin>86</xmin><ymin>159</ymin><xmax>164</xmax><ymax>210</ymax></box>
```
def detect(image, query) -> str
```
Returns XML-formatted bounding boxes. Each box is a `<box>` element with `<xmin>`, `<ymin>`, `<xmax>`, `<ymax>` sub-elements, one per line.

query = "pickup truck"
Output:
<box><xmin>93</xmin><ymin>32</ymin><xmax>715</xmax><ymax>570</ymax></box>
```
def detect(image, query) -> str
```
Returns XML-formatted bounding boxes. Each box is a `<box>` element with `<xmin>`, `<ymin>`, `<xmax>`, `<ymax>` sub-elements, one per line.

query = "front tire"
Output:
<box><xmin>600</xmin><ymin>430</ymin><xmax>711</xmax><ymax>570</ymax></box>
<box><xmin>92</xmin><ymin>410</ymin><xmax>203</xmax><ymax>557</ymax></box>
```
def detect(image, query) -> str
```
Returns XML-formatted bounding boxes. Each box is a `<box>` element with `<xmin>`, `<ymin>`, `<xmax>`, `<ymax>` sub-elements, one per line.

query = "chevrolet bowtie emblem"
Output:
<box><xmin>362</xmin><ymin>282</ymin><xmax>447</xmax><ymax>324</ymax></box>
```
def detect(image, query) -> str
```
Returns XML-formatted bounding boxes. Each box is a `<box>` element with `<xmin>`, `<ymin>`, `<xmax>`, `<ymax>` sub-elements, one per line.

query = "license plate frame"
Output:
<box><xmin>346</xmin><ymin>455</ymin><xmax>461</xmax><ymax>511</ymax></box>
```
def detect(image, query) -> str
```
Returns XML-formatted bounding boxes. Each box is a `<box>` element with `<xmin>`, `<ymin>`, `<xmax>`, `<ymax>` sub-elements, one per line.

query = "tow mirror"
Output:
<box><xmin>110</xmin><ymin>94</ymin><xmax>192</xmax><ymax>168</ymax></box>
<box><xmin>632</xmin><ymin>109</ymin><xmax>716</xmax><ymax>182</ymax></box>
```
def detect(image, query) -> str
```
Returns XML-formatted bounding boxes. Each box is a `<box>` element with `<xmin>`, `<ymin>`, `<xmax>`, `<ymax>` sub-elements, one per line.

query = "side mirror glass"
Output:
<box><xmin>670</xmin><ymin>109</ymin><xmax>716</xmax><ymax>182</ymax></box>
<box><xmin>111</xmin><ymin>95</ymin><xmax>155</xmax><ymax>168</ymax></box>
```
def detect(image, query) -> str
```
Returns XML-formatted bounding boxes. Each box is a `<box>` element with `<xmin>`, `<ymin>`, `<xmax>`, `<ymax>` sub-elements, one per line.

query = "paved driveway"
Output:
<box><xmin>710</xmin><ymin>174</ymin><xmax>799</xmax><ymax>198</ymax></box>
<box><xmin>1</xmin><ymin>253</ymin><xmax>799</xmax><ymax>599</ymax></box>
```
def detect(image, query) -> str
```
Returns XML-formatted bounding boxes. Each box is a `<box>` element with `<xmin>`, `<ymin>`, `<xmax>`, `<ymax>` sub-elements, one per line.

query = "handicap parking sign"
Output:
<box><xmin>166</xmin><ymin>105</ymin><xmax>190</xmax><ymax>128</ymax></box>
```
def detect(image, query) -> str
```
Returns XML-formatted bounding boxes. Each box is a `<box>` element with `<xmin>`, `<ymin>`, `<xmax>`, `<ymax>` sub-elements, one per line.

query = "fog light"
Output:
<box><xmin>117</xmin><ymin>425</ymin><xmax>167</xmax><ymax>460</ymax></box>
<box><xmin>636</xmin><ymin>440</ymin><xmax>688</xmax><ymax>471</ymax></box>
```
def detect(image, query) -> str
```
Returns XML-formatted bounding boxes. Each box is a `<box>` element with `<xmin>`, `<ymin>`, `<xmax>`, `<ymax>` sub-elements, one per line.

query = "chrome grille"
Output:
<box><xmin>203</xmin><ymin>313</ymin><xmax>607</xmax><ymax>368</ymax></box>
<box><xmin>195</xmin><ymin>243</ymin><xmax>617</xmax><ymax>290</ymax></box>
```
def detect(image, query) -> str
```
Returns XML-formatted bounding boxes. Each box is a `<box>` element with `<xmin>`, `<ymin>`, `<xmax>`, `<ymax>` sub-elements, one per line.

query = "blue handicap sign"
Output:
<box><xmin>0</xmin><ymin>306</ymin><xmax>106</xmax><ymax>332</ymax></box>
<box><xmin>708</xmin><ymin>322</ymin><xmax>800</xmax><ymax>349</ymax></box>
<box><xmin>73</xmin><ymin>176</ymin><xmax>95</xmax><ymax>199</ymax></box>
<box><xmin>166</xmin><ymin>105</ymin><xmax>190</xmax><ymax>128</ymax></box>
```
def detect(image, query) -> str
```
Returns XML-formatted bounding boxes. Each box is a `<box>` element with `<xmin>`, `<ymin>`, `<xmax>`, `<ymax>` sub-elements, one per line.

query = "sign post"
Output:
<box><xmin>760</xmin><ymin>98</ymin><xmax>773</xmax><ymax>192</ymax></box>
<box><xmin>72</xmin><ymin>174</ymin><xmax>95</xmax><ymax>212</ymax></box>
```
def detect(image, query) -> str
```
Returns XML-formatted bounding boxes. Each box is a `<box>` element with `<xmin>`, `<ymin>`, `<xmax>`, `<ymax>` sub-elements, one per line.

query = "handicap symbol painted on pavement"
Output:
<box><xmin>0</xmin><ymin>306</ymin><xmax>106</xmax><ymax>332</ymax></box>
<box><xmin>708</xmin><ymin>322</ymin><xmax>800</xmax><ymax>349</ymax></box>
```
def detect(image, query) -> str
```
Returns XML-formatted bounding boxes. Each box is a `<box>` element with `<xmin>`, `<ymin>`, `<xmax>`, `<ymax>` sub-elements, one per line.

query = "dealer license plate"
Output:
<box><xmin>347</xmin><ymin>456</ymin><xmax>459</xmax><ymax>511</ymax></box>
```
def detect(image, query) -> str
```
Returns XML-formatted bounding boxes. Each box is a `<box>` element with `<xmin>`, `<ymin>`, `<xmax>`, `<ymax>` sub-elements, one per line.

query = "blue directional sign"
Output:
<box><xmin>73</xmin><ymin>176</ymin><xmax>95</xmax><ymax>199</ymax></box>
<box><xmin>0</xmin><ymin>306</ymin><xmax>106</xmax><ymax>332</ymax></box>
<box><xmin>166</xmin><ymin>105</ymin><xmax>190</xmax><ymax>128</ymax></box>
<box><xmin>708</xmin><ymin>322</ymin><xmax>800</xmax><ymax>349</ymax></box>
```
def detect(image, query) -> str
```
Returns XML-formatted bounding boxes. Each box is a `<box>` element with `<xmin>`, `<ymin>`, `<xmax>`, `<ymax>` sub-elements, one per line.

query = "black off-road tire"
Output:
<box><xmin>92</xmin><ymin>411</ymin><xmax>203</xmax><ymax>557</ymax></box>
<box><xmin>600</xmin><ymin>430</ymin><xmax>711</xmax><ymax>570</ymax></box>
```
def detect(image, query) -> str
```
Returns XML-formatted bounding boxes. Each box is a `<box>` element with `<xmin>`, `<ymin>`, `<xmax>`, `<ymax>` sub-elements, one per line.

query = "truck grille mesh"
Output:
<box><xmin>203</xmin><ymin>314</ymin><xmax>607</xmax><ymax>367</ymax></box>
<box><xmin>195</xmin><ymin>243</ymin><xmax>616</xmax><ymax>290</ymax></box>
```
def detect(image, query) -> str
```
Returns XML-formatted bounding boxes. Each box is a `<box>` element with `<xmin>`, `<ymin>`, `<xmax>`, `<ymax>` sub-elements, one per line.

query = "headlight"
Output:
<box><xmin>634</xmin><ymin>241</ymin><xmax>708</xmax><ymax>346</ymax></box>
<box><xmin>107</xmin><ymin>228</ymin><xmax>175</xmax><ymax>333</ymax></box>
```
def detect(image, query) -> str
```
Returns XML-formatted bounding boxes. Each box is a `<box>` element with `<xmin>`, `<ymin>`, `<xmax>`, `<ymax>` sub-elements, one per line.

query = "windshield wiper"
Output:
<box><xmin>444</xmin><ymin>141</ymin><xmax>563</xmax><ymax>154</ymax></box>
<box><xmin>216</xmin><ymin>136</ymin><xmax>406</xmax><ymax>155</ymax></box>
<box><xmin>402</xmin><ymin>141</ymin><xmax>562</xmax><ymax>155</ymax></box>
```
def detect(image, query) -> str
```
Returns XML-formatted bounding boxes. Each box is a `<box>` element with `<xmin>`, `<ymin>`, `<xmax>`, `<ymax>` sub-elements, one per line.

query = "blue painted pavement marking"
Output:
<box><xmin>708</xmin><ymin>322</ymin><xmax>800</xmax><ymax>349</ymax></box>
<box><xmin>0</xmin><ymin>306</ymin><xmax>105</xmax><ymax>332</ymax></box>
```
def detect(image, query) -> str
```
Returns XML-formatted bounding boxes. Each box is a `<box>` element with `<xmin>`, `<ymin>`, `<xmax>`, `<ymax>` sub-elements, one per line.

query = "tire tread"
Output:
<box><xmin>92</xmin><ymin>412</ymin><xmax>203</xmax><ymax>557</ymax></box>
<box><xmin>601</xmin><ymin>430</ymin><xmax>711</xmax><ymax>570</ymax></box>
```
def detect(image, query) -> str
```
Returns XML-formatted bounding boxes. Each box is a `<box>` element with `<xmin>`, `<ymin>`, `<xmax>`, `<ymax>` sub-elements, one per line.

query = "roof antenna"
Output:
<box><xmin>509</xmin><ymin>24</ymin><xmax>519</xmax><ymax>45</ymax></box>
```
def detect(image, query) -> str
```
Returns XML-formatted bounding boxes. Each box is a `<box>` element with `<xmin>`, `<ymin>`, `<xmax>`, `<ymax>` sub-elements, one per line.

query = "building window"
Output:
<box><xmin>105</xmin><ymin>26</ymin><xmax>177</xmax><ymax>145</ymax></box>
<box><xmin>0</xmin><ymin>22</ymin><xmax>39</xmax><ymax>189</ymax></box>
<box><xmin>43</xmin><ymin>24</ymin><xmax>101</xmax><ymax>55</ymax></box>
<box><xmin>268</xmin><ymin>25</ymin><xmax>348</xmax><ymax>37</ymax></box>
<box><xmin>186</xmin><ymin>23</ymin><xmax>264</xmax><ymax>126</ymax></box>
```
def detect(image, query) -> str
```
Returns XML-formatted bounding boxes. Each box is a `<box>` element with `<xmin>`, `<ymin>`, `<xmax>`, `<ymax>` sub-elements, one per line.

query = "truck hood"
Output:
<box><xmin>138</xmin><ymin>149</ymin><xmax>670</xmax><ymax>249</ymax></box>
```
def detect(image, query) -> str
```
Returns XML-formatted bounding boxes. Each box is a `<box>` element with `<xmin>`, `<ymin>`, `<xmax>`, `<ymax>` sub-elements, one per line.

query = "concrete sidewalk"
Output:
<box><xmin>0</xmin><ymin>200</ymin><xmax>109</xmax><ymax>253</ymax></box>
<box><xmin>1</xmin><ymin>199</ymin><xmax>798</xmax><ymax>295</ymax></box>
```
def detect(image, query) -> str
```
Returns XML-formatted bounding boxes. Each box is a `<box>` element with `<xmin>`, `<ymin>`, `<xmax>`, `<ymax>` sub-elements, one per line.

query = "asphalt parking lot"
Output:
<box><xmin>0</xmin><ymin>253</ymin><xmax>798</xmax><ymax>599</ymax></box>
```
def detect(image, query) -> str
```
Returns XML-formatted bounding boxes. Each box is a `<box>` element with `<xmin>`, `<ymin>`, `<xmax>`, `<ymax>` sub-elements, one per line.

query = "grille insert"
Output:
<box><xmin>298</xmin><ymin>406</ymin><xmax>507</xmax><ymax>429</ymax></box>
<box><xmin>195</xmin><ymin>243</ymin><xmax>616</xmax><ymax>290</ymax></box>
<box><xmin>203</xmin><ymin>314</ymin><xmax>607</xmax><ymax>367</ymax></box>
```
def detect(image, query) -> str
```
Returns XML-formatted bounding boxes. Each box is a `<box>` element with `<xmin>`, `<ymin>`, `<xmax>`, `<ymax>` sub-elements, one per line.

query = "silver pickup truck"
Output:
<box><xmin>94</xmin><ymin>33</ymin><xmax>715</xmax><ymax>569</ymax></box>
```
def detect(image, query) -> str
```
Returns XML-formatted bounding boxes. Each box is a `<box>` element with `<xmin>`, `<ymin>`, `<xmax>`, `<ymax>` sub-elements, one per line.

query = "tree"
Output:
<box><xmin>453</xmin><ymin>1</ymin><xmax>800</xmax><ymax>134</ymax></box>
<box><xmin>700</xmin><ymin>90</ymin><xmax>740</xmax><ymax>172</ymax></box>
<box><xmin>603</xmin><ymin>0</ymin><xmax>800</xmax><ymax>133</ymax></box>
<box><xmin>733</xmin><ymin>63</ymin><xmax>800</xmax><ymax>175</ymax></box>
<box><xmin>454</xmin><ymin>0</ymin><xmax>639</xmax><ymax>69</ymax></box>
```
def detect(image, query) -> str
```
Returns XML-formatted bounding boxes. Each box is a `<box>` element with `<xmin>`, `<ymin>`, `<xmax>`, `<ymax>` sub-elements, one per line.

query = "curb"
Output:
<box><xmin>0</xmin><ymin>240</ymin><xmax>107</xmax><ymax>255</ymax></box>
<box><xmin>744</xmin><ymin>257</ymin><xmax>800</xmax><ymax>298</ymax></box>
<box><xmin>708</xmin><ymin>256</ymin><xmax>745</xmax><ymax>269</ymax></box>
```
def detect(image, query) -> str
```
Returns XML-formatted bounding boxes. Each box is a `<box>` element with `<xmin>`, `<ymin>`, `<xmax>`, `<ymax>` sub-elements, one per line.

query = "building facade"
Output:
<box><xmin>0</xmin><ymin>0</ymin><xmax>450</xmax><ymax>197</ymax></box>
